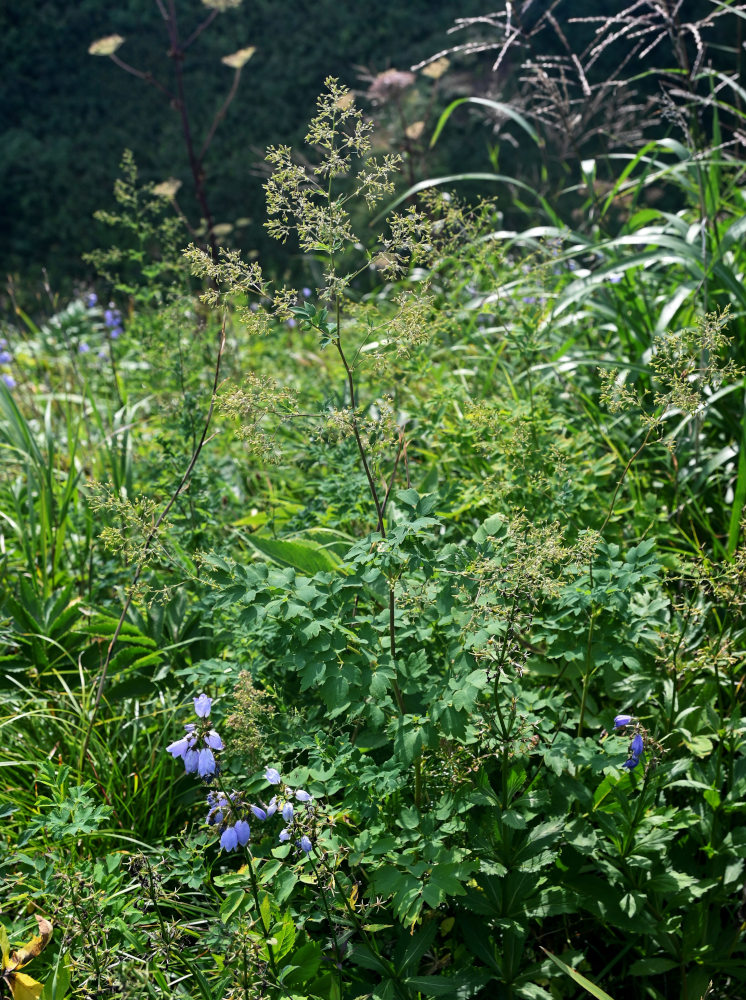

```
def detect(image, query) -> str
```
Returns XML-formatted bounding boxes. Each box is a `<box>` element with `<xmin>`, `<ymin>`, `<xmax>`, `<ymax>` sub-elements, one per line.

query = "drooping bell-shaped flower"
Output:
<box><xmin>194</xmin><ymin>693</ymin><xmax>212</xmax><ymax>718</ymax></box>
<box><xmin>166</xmin><ymin>735</ymin><xmax>192</xmax><ymax>759</ymax></box>
<box><xmin>204</xmin><ymin>730</ymin><xmax>224</xmax><ymax>750</ymax></box>
<box><xmin>295</xmin><ymin>789</ymin><xmax>312</xmax><ymax>802</ymax></box>
<box><xmin>278</xmin><ymin>829</ymin><xmax>291</xmax><ymax>843</ymax></box>
<box><xmin>250</xmin><ymin>805</ymin><xmax>267</xmax><ymax>821</ymax></box>
<box><xmin>184</xmin><ymin>748</ymin><xmax>200</xmax><ymax>774</ymax></box>
<box><xmin>265</xmin><ymin>767</ymin><xmax>281</xmax><ymax>785</ymax></box>
<box><xmin>235</xmin><ymin>820</ymin><xmax>251</xmax><ymax>846</ymax></box>
<box><xmin>282</xmin><ymin>802</ymin><xmax>294</xmax><ymax>823</ymax></box>
<box><xmin>613</xmin><ymin>714</ymin><xmax>633</xmax><ymax>728</ymax></box>
<box><xmin>220</xmin><ymin>826</ymin><xmax>239</xmax><ymax>851</ymax></box>
<box><xmin>299</xmin><ymin>835</ymin><xmax>312</xmax><ymax>854</ymax></box>
<box><xmin>198</xmin><ymin>748</ymin><xmax>216</xmax><ymax>778</ymax></box>
<box><xmin>630</xmin><ymin>733</ymin><xmax>644</xmax><ymax>758</ymax></box>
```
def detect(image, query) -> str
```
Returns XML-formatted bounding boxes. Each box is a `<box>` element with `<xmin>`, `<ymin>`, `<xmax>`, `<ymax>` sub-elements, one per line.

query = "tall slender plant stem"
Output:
<box><xmin>333</xmin><ymin>298</ymin><xmax>405</xmax><ymax>715</ymax></box>
<box><xmin>79</xmin><ymin>322</ymin><xmax>226</xmax><ymax>772</ymax></box>
<box><xmin>165</xmin><ymin>0</ymin><xmax>218</xmax><ymax>261</ymax></box>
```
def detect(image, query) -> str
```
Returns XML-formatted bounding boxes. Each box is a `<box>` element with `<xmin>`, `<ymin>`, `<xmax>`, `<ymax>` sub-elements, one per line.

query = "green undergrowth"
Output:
<box><xmin>1</xmin><ymin>65</ymin><xmax>746</xmax><ymax>1000</ymax></box>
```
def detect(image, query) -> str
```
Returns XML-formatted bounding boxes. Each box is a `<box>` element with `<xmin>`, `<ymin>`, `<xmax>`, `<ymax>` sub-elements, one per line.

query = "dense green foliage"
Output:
<box><xmin>2</xmin><ymin>3</ymin><xmax>746</xmax><ymax>999</ymax></box>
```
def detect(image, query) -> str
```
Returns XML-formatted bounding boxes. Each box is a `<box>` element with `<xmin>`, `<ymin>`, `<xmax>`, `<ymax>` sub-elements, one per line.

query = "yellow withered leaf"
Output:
<box><xmin>1</xmin><ymin>918</ymin><xmax>52</xmax><ymax>1000</ymax></box>
<box><xmin>8</xmin><ymin>917</ymin><xmax>53</xmax><ymax>970</ymax></box>
<box><xmin>7</xmin><ymin>970</ymin><xmax>44</xmax><ymax>1000</ymax></box>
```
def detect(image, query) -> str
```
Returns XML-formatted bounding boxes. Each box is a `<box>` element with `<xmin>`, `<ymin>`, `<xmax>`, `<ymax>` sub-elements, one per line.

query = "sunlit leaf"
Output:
<box><xmin>8</xmin><ymin>970</ymin><xmax>44</xmax><ymax>1000</ymax></box>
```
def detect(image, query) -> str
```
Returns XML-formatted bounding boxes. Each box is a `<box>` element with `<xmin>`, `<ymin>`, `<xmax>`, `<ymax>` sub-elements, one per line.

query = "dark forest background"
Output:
<box><xmin>1</xmin><ymin>0</ymin><xmax>490</xmax><ymax>291</ymax></box>
<box><xmin>2</xmin><ymin>0</ymin><xmax>740</xmax><ymax>293</ymax></box>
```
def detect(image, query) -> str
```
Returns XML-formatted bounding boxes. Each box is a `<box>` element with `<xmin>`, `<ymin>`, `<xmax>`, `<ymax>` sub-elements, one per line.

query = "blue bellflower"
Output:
<box><xmin>166</xmin><ymin>734</ymin><xmax>194</xmax><ymax>759</ymax></box>
<box><xmin>198</xmin><ymin>748</ymin><xmax>216</xmax><ymax>778</ymax></box>
<box><xmin>623</xmin><ymin>732</ymin><xmax>645</xmax><ymax>770</ymax></box>
<box><xmin>194</xmin><ymin>693</ymin><xmax>212</xmax><ymax>717</ymax></box>
<box><xmin>166</xmin><ymin>694</ymin><xmax>222</xmax><ymax>778</ymax></box>
<box><xmin>221</xmin><ymin>826</ymin><xmax>239</xmax><ymax>851</ymax></box>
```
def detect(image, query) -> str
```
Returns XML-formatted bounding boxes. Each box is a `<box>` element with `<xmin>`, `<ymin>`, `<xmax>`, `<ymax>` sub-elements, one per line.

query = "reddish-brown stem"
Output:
<box><xmin>165</xmin><ymin>0</ymin><xmax>218</xmax><ymax>261</ymax></box>
<box><xmin>108</xmin><ymin>54</ymin><xmax>175</xmax><ymax>101</ymax></box>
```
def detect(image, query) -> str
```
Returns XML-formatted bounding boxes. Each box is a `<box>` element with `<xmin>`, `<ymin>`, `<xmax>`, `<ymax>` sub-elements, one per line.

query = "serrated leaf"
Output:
<box><xmin>220</xmin><ymin>889</ymin><xmax>246</xmax><ymax>923</ymax></box>
<box><xmin>259</xmin><ymin>893</ymin><xmax>272</xmax><ymax>933</ymax></box>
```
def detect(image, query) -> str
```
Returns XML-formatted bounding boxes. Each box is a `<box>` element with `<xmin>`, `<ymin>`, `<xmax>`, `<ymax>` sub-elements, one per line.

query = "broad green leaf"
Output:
<box><xmin>259</xmin><ymin>893</ymin><xmax>272</xmax><ymax>933</ymax></box>
<box><xmin>245</xmin><ymin>534</ymin><xmax>341</xmax><ymax>574</ymax></box>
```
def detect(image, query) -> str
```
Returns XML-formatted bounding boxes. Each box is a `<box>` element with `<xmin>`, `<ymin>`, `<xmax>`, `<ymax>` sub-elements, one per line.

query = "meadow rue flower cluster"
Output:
<box><xmin>166</xmin><ymin>692</ymin><xmax>224</xmax><ymax>778</ymax></box>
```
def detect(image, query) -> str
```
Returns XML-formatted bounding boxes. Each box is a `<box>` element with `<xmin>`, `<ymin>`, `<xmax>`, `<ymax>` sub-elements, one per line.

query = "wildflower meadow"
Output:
<box><xmin>2</xmin><ymin>3</ymin><xmax>746</xmax><ymax>999</ymax></box>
